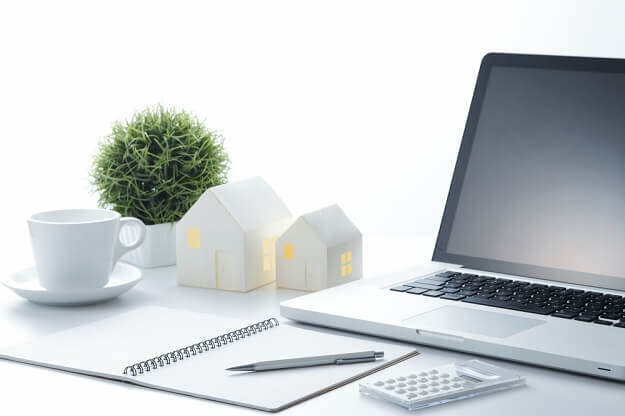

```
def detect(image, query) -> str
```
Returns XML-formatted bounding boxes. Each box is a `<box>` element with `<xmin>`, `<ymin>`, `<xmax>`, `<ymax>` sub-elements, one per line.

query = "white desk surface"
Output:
<box><xmin>0</xmin><ymin>234</ymin><xmax>622</xmax><ymax>415</ymax></box>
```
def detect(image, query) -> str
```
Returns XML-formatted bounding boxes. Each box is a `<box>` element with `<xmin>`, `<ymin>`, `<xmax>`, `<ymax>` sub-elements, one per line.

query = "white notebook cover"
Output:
<box><xmin>0</xmin><ymin>306</ymin><xmax>417</xmax><ymax>412</ymax></box>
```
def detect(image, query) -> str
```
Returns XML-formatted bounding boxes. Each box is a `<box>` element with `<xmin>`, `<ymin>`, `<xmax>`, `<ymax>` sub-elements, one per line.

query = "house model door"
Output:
<box><xmin>216</xmin><ymin>250</ymin><xmax>235</xmax><ymax>290</ymax></box>
<box><xmin>305</xmin><ymin>261</ymin><xmax>322</xmax><ymax>291</ymax></box>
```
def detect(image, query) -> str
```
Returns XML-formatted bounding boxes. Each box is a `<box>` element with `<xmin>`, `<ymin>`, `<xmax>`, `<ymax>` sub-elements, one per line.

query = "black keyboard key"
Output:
<box><xmin>435</xmin><ymin>271</ymin><xmax>458</xmax><ymax>278</ymax></box>
<box><xmin>414</xmin><ymin>279</ymin><xmax>444</xmax><ymax>286</ymax></box>
<box><xmin>614</xmin><ymin>322</ymin><xmax>625</xmax><ymax>328</ymax></box>
<box><xmin>457</xmin><ymin>273</ymin><xmax>478</xmax><ymax>279</ymax></box>
<box><xmin>406</xmin><ymin>287</ymin><xmax>428</xmax><ymax>295</ymax></box>
<box><xmin>440</xmin><ymin>293</ymin><xmax>466</xmax><ymax>301</ymax></box>
<box><xmin>594</xmin><ymin>319</ymin><xmax>613</xmax><ymax>326</ymax></box>
<box><xmin>552</xmin><ymin>311</ymin><xmax>579</xmax><ymax>319</ymax></box>
<box><xmin>426</xmin><ymin>276</ymin><xmax>453</xmax><ymax>283</ymax></box>
<box><xmin>475</xmin><ymin>293</ymin><xmax>495</xmax><ymax>299</ymax></box>
<box><xmin>441</xmin><ymin>287</ymin><xmax>460</xmax><ymax>294</ymax></box>
<box><xmin>390</xmin><ymin>285</ymin><xmax>412</xmax><ymax>292</ymax></box>
<box><xmin>445</xmin><ymin>282</ymin><xmax>463</xmax><ymax>289</ymax></box>
<box><xmin>459</xmin><ymin>290</ymin><xmax>477</xmax><ymax>296</ymax></box>
<box><xmin>462</xmin><ymin>296</ymin><xmax>557</xmax><ymax>315</ymax></box>
<box><xmin>600</xmin><ymin>313</ymin><xmax>621</xmax><ymax>320</ymax></box>
<box><xmin>408</xmin><ymin>282</ymin><xmax>441</xmax><ymax>291</ymax></box>
<box><xmin>574</xmin><ymin>315</ymin><xmax>595</xmax><ymax>322</ymax></box>
<box><xmin>423</xmin><ymin>290</ymin><xmax>444</xmax><ymax>297</ymax></box>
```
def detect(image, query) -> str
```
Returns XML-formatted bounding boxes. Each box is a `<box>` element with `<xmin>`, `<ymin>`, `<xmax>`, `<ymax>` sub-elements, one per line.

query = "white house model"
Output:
<box><xmin>176</xmin><ymin>177</ymin><xmax>292</xmax><ymax>292</ymax></box>
<box><xmin>276</xmin><ymin>204</ymin><xmax>362</xmax><ymax>291</ymax></box>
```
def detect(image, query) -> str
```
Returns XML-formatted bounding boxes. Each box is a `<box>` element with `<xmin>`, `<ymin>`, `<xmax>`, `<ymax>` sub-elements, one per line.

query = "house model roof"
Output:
<box><xmin>301</xmin><ymin>204</ymin><xmax>361</xmax><ymax>247</ymax></box>
<box><xmin>210</xmin><ymin>176</ymin><xmax>292</xmax><ymax>232</ymax></box>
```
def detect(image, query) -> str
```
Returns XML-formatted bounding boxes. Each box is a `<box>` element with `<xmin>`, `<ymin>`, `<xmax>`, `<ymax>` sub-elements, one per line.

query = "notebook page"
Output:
<box><xmin>0</xmin><ymin>306</ymin><xmax>417</xmax><ymax>411</ymax></box>
<box><xmin>0</xmin><ymin>307</ymin><xmax>253</xmax><ymax>379</ymax></box>
<box><xmin>133</xmin><ymin>322</ymin><xmax>416</xmax><ymax>411</ymax></box>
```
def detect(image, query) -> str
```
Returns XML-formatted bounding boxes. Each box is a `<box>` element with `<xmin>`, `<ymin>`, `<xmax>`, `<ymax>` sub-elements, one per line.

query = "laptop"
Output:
<box><xmin>281</xmin><ymin>53</ymin><xmax>625</xmax><ymax>381</ymax></box>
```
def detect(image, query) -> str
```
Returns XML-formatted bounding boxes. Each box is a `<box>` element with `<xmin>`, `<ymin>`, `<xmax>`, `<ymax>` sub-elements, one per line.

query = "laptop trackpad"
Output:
<box><xmin>404</xmin><ymin>306</ymin><xmax>545</xmax><ymax>338</ymax></box>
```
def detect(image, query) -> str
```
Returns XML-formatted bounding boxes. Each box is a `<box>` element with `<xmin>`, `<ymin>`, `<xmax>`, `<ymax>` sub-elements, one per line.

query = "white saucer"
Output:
<box><xmin>2</xmin><ymin>263</ymin><xmax>142</xmax><ymax>306</ymax></box>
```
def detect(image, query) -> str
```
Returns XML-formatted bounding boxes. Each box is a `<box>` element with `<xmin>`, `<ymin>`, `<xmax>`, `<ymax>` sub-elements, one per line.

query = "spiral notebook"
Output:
<box><xmin>0</xmin><ymin>306</ymin><xmax>417</xmax><ymax>412</ymax></box>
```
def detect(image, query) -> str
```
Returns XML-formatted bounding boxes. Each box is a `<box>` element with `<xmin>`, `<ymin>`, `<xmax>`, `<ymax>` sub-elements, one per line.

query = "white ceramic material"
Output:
<box><xmin>121</xmin><ymin>222</ymin><xmax>176</xmax><ymax>268</ymax></box>
<box><xmin>28</xmin><ymin>209</ymin><xmax>146</xmax><ymax>290</ymax></box>
<box><xmin>2</xmin><ymin>263</ymin><xmax>142</xmax><ymax>306</ymax></box>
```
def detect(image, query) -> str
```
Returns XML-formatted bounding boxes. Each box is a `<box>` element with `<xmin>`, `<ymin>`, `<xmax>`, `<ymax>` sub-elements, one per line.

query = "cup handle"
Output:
<box><xmin>113</xmin><ymin>217</ymin><xmax>147</xmax><ymax>267</ymax></box>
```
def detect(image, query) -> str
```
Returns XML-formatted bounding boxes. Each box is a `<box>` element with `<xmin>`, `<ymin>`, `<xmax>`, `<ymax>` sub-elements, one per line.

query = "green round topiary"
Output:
<box><xmin>91</xmin><ymin>105</ymin><xmax>230</xmax><ymax>225</ymax></box>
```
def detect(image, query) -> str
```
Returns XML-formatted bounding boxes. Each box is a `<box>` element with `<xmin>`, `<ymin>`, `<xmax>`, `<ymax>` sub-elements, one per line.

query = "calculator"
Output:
<box><xmin>359</xmin><ymin>359</ymin><xmax>525</xmax><ymax>411</ymax></box>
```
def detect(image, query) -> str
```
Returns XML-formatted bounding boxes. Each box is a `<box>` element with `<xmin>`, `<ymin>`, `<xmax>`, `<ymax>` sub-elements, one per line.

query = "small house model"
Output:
<box><xmin>176</xmin><ymin>177</ymin><xmax>292</xmax><ymax>292</ymax></box>
<box><xmin>276</xmin><ymin>204</ymin><xmax>362</xmax><ymax>291</ymax></box>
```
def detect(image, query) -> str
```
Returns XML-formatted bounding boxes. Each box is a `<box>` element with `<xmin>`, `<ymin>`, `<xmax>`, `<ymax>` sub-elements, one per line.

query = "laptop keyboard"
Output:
<box><xmin>391</xmin><ymin>271</ymin><xmax>625</xmax><ymax>328</ymax></box>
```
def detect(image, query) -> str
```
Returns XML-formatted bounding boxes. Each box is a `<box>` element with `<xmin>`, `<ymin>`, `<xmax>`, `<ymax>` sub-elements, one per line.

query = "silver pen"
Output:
<box><xmin>226</xmin><ymin>350</ymin><xmax>384</xmax><ymax>372</ymax></box>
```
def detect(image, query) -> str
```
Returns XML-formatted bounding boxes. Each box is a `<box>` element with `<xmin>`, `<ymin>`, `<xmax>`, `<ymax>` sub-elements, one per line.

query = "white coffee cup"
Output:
<box><xmin>28</xmin><ymin>209</ymin><xmax>146</xmax><ymax>290</ymax></box>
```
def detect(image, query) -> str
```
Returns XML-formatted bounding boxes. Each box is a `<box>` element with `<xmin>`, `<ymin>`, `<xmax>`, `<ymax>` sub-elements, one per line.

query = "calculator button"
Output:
<box><xmin>407</xmin><ymin>380</ymin><xmax>417</xmax><ymax>385</ymax></box>
<box><xmin>385</xmin><ymin>385</ymin><xmax>395</xmax><ymax>390</ymax></box>
<box><xmin>452</xmin><ymin>377</ymin><xmax>462</xmax><ymax>382</ymax></box>
<box><xmin>396</xmin><ymin>389</ymin><xmax>406</xmax><ymax>394</ymax></box>
<box><xmin>430</xmin><ymin>388</ymin><xmax>440</xmax><ymax>393</ymax></box>
<box><xmin>407</xmin><ymin>393</ymin><xmax>417</xmax><ymax>399</ymax></box>
<box><xmin>374</xmin><ymin>381</ymin><xmax>384</xmax><ymax>386</ymax></box>
<box><xmin>430</xmin><ymin>381</ymin><xmax>439</xmax><ymax>386</ymax></box>
<box><xmin>397</xmin><ymin>376</ymin><xmax>407</xmax><ymax>381</ymax></box>
<box><xmin>430</xmin><ymin>369</ymin><xmax>439</xmax><ymax>374</ymax></box>
<box><xmin>429</xmin><ymin>375</ymin><xmax>439</xmax><ymax>381</ymax></box>
<box><xmin>407</xmin><ymin>387</ymin><xmax>417</xmax><ymax>391</ymax></box>
<box><xmin>440</xmin><ymin>373</ymin><xmax>450</xmax><ymax>378</ymax></box>
<box><xmin>441</xmin><ymin>385</ymin><xmax>450</xmax><ymax>390</ymax></box>
<box><xmin>408</xmin><ymin>374</ymin><xmax>418</xmax><ymax>379</ymax></box>
<box><xmin>418</xmin><ymin>378</ymin><xmax>428</xmax><ymax>383</ymax></box>
<box><xmin>419</xmin><ymin>384</ymin><xmax>429</xmax><ymax>389</ymax></box>
<box><xmin>418</xmin><ymin>391</ymin><xmax>429</xmax><ymax>396</ymax></box>
<box><xmin>440</xmin><ymin>379</ymin><xmax>450</xmax><ymax>384</ymax></box>
<box><xmin>419</xmin><ymin>372</ymin><xmax>428</xmax><ymax>376</ymax></box>
<box><xmin>397</xmin><ymin>383</ymin><xmax>407</xmax><ymax>388</ymax></box>
<box><xmin>386</xmin><ymin>379</ymin><xmax>396</xmax><ymax>383</ymax></box>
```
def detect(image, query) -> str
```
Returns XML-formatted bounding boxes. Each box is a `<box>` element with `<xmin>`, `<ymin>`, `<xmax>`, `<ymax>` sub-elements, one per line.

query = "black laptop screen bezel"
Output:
<box><xmin>432</xmin><ymin>52</ymin><xmax>625</xmax><ymax>291</ymax></box>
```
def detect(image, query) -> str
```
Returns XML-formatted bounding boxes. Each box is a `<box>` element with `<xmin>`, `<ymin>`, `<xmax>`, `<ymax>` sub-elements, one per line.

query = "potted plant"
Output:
<box><xmin>91</xmin><ymin>105</ymin><xmax>230</xmax><ymax>268</ymax></box>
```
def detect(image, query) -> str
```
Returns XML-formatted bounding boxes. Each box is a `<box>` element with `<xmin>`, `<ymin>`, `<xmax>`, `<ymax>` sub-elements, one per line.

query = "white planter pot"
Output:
<box><xmin>120</xmin><ymin>222</ymin><xmax>176</xmax><ymax>268</ymax></box>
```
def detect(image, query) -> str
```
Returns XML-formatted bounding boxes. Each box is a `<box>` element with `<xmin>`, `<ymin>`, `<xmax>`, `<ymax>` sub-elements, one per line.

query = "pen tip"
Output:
<box><xmin>226</xmin><ymin>365</ymin><xmax>254</xmax><ymax>371</ymax></box>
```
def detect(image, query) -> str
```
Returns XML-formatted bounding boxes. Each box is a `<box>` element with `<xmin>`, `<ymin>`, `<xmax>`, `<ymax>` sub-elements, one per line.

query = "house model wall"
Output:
<box><xmin>176</xmin><ymin>177</ymin><xmax>292</xmax><ymax>292</ymax></box>
<box><xmin>276</xmin><ymin>204</ymin><xmax>362</xmax><ymax>291</ymax></box>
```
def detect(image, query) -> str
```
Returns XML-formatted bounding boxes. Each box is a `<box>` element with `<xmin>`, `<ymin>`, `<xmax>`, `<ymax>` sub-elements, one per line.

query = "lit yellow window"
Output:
<box><xmin>283</xmin><ymin>244</ymin><xmax>294</xmax><ymax>260</ymax></box>
<box><xmin>263</xmin><ymin>237</ymin><xmax>276</xmax><ymax>272</ymax></box>
<box><xmin>187</xmin><ymin>228</ymin><xmax>201</xmax><ymax>249</ymax></box>
<box><xmin>341</xmin><ymin>250</ymin><xmax>353</xmax><ymax>277</ymax></box>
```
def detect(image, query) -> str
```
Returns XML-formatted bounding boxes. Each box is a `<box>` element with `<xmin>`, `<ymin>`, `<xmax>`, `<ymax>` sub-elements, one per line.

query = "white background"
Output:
<box><xmin>1</xmin><ymin>2</ymin><xmax>625</xmax><ymax>415</ymax></box>
<box><xmin>3</xmin><ymin>0</ymin><xmax>625</xmax><ymax>270</ymax></box>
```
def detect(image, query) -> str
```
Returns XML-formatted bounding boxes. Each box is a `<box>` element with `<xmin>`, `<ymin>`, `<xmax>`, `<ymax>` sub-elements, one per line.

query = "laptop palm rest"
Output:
<box><xmin>403</xmin><ymin>306</ymin><xmax>546</xmax><ymax>338</ymax></box>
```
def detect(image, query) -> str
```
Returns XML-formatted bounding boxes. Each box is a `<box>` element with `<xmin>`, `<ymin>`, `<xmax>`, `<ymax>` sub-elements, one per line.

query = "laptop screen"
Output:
<box><xmin>433</xmin><ymin>54</ymin><xmax>625</xmax><ymax>290</ymax></box>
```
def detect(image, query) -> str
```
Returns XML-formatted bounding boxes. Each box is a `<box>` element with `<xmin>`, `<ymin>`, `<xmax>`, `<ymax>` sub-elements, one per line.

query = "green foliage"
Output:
<box><xmin>91</xmin><ymin>105</ymin><xmax>229</xmax><ymax>225</ymax></box>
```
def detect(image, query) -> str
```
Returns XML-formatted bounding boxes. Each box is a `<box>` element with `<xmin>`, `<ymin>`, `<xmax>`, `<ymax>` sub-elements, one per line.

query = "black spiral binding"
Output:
<box><xmin>122</xmin><ymin>317</ymin><xmax>279</xmax><ymax>377</ymax></box>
